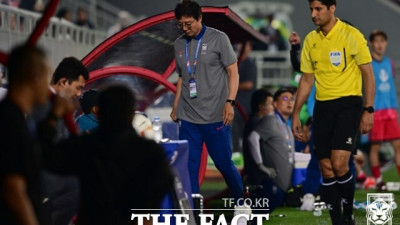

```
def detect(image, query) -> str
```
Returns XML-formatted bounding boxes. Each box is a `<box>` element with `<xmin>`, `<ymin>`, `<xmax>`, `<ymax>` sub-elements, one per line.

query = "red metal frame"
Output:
<box><xmin>0</xmin><ymin>51</ymin><xmax>8</xmax><ymax>65</ymax></box>
<box><xmin>201</xmin><ymin>7</ymin><xmax>268</xmax><ymax>44</ymax></box>
<box><xmin>82</xmin><ymin>11</ymin><xmax>176</xmax><ymax>67</ymax></box>
<box><xmin>27</xmin><ymin>0</ymin><xmax>60</xmax><ymax>46</ymax></box>
<box><xmin>162</xmin><ymin>60</ymin><xmax>176</xmax><ymax>79</ymax></box>
<box><xmin>87</xmin><ymin>66</ymin><xmax>176</xmax><ymax>93</ymax></box>
<box><xmin>82</xmin><ymin>6</ymin><xmax>267</xmax><ymax>78</ymax></box>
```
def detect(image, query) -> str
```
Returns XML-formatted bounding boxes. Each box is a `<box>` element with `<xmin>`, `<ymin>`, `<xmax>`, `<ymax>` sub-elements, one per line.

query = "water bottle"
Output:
<box><xmin>152</xmin><ymin>116</ymin><xmax>162</xmax><ymax>143</ymax></box>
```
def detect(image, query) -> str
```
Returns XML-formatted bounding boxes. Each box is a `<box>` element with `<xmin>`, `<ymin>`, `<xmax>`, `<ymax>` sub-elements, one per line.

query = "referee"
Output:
<box><xmin>292</xmin><ymin>1</ymin><xmax>375</xmax><ymax>225</ymax></box>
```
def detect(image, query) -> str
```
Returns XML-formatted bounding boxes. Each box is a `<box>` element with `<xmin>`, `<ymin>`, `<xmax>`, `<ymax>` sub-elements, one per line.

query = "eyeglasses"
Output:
<box><xmin>177</xmin><ymin>19</ymin><xmax>195</xmax><ymax>29</ymax></box>
<box><xmin>281</xmin><ymin>96</ymin><xmax>295</xmax><ymax>102</ymax></box>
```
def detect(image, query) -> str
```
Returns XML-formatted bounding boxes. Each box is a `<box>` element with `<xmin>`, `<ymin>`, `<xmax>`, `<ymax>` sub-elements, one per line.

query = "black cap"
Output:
<box><xmin>273</xmin><ymin>86</ymin><xmax>296</xmax><ymax>101</ymax></box>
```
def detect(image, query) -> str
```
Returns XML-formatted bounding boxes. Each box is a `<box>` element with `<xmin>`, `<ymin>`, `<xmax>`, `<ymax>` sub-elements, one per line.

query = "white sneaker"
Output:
<box><xmin>234</xmin><ymin>204</ymin><xmax>252</xmax><ymax>225</ymax></box>
<box><xmin>300</xmin><ymin>193</ymin><xmax>315</xmax><ymax>211</ymax></box>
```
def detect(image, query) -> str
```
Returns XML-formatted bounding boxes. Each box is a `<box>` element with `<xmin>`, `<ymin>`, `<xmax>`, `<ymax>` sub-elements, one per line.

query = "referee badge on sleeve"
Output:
<box><xmin>330</xmin><ymin>51</ymin><xmax>342</xmax><ymax>66</ymax></box>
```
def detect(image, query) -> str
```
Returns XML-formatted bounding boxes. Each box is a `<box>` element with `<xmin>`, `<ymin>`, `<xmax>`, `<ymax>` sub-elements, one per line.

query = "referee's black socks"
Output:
<box><xmin>337</xmin><ymin>170</ymin><xmax>354</xmax><ymax>220</ymax></box>
<box><xmin>322</xmin><ymin>177</ymin><xmax>341</xmax><ymax>225</ymax></box>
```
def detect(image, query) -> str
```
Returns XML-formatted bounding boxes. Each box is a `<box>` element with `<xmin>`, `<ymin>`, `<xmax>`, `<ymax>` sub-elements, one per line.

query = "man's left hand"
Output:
<box><xmin>360</xmin><ymin>111</ymin><xmax>374</xmax><ymax>134</ymax></box>
<box><xmin>222</xmin><ymin>103</ymin><xmax>234</xmax><ymax>126</ymax></box>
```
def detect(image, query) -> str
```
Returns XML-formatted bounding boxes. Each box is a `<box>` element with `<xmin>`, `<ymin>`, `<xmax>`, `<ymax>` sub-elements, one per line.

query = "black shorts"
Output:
<box><xmin>313</xmin><ymin>96</ymin><xmax>363</xmax><ymax>160</ymax></box>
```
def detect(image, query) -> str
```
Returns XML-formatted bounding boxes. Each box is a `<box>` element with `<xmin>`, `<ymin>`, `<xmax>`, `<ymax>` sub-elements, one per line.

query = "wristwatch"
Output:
<box><xmin>226</xmin><ymin>99</ymin><xmax>236</xmax><ymax>107</ymax></box>
<box><xmin>363</xmin><ymin>106</ymin><xmax>374</xmax><ymax>113</ymax></box>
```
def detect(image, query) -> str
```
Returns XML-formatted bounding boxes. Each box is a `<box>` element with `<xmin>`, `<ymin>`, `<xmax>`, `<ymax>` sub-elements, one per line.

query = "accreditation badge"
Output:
<box><xmin>189</xmin><ymin>78</ymin><xmax>197</xmax><ymax>99</ymax></box>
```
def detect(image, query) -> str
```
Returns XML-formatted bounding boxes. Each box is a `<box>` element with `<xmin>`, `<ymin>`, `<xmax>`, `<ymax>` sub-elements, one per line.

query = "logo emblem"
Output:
<box><xmin>378</xmin><ymin>69</ymin><xmax>391</xmax><ymax>92</ymax></box>
<box><xmin>379</xmin><ymin>69</ymin><xmax>389</xmax><ymax>82</ymax></box>
<box><xmin>329</xmin><ymin>51</ymin><xmax>342</xmax><ymax>66</ymax></box>
<box><xmin>201</xmin><ymin>43</ymin><xmax>207</xmax><ymax>54</ymax></box>
<box><xmin>366</xmin><ymin>193</ymin><xmax>394</xmax><ymax>225</ymax></box>
<box><xmin>346</xmin><ymin>137</ymin><xmax>352</xmax><ymax>145</ymax></box>
<box><xmin>178</xmin><ymin>50</ymin><xmax>183</xmax><ymax>58</ymax></box>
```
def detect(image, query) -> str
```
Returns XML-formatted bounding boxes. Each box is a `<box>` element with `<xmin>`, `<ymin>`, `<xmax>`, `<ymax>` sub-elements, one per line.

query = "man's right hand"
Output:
<box><xmin>170</xmin><ymin>107</ymin><xmax>178</xmax><ymax>122</ymax></box>
<box><xmin>292</xmin><ymin>115</ymin><xmax>303</xmax><ymax>142</ymax></box>
<box><xmin>258</xmin><ymin>164</ymin><xmax>277</xmax><ymax>178</ymax></box>
<box><xmin>289</xmin><ymin>31</ymin><xmax>301</xmax><ymax>46</ymax></box>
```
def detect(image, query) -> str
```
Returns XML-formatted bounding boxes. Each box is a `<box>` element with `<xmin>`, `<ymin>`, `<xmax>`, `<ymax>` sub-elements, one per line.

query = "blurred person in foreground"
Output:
<box><xmin>0</xmin><ymin>45</ymin><xmax>51</xmax><ymax>225</ymax></box>
<box><xmin>75</xmin><ymin>8</ymin><xmax>94</xmax><ymax>29</ymax></box>
<box><xmin>41</xmin><ymin>85</ymin><xmax>173</xmax><ymax>225</ymax></box>
<box><xmin>292</xmin><ymin>0</ymin><xmax>375</xmax><ymax>224</ymax></box>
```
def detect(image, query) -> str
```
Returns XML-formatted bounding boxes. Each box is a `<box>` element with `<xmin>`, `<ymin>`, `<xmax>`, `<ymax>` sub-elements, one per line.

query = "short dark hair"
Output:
<box><xmin>51</xmin><ymin>57</ymin><xmax>89</xmax><ymax>84</ymax></box>
<box><xmin>7</xmin><ymin>45</ymin><xmax>46</xmax><ymax>88</ymax></box>
<box><xmin>273</xmin><ymin>87</ymin><xmax>296</xmax><ymax>101</ymax></box>
<box><xmin>308</xmin><ymin>0</ymin><xmax>336</xmax><ymax>8</ymax></box>
<box><xmin>369</xmin><ymin>30</ymin><xmax>388</xmax><ymax>42</ymax></box>
<box><xmin>98</xmin><ymin>85</ymin><xmax>136</xmax><ymax>128</ymax></box>
<box><xmin>251</xmin><ymin>89</ymin><xmax>273</xmax><ymax>114</ymax></box>
<box><xmin>79</xmin><ymin>89</ymin><xmax>99</xmax><ymax>115</ymax></box>
<box><xmin>174</xmin><ymin>1</ymin><xmax>202</xmax><ymax>20</ymax></box>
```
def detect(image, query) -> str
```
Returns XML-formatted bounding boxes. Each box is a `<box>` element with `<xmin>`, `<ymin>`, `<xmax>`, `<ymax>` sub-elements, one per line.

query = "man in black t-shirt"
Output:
<box><xmin>42</xmin><ymin>85</ymin><xmax>173</xmax><ymax>225</ymax></box>
<box><xmin>0</xmin><ymin>45</ymin><xmax>51</xmax><ymax>225</ymax></box>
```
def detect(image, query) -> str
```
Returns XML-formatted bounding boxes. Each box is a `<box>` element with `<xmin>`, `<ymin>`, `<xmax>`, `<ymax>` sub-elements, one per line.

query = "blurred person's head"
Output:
<box><xmin>56</xmin><ymin>8</ymin><xmax>72</xmax><ymax>22</ymax></box>
<box><xmin>7</xmin><ymin>44</ymin><xmax>50</xmax><ymax>108</ymax></box>
<box><xmin>369</xmin><ymin>30</ymin><xmax>388</xmax><ymax>57</ymax></box>
<box><xmin>77</xmin><ymin>8</ymin><xmax>88</xmax><ymax>22</ymax></box>
<box><xmin>79</xmin><ymin>89</ymin><xmax>99</xmax><ymax>116</ymax></box>
<box><xmin>117</xmin><ymin>11</ymin><xmax>134</xmax><ymax>29</ymax></box>
<box><xmin>51</xmin><ymin>57</ymin><xmax>88</xmax><ymax>99</ymax></box>
<box><xmin>266</xmin><ymin>13</ymin><xmax>274</xmax><ymax>23</ymax></box>
<box><xmin>98</xmin><ymin>85</ymin><xmax>136</xmax><ymax>129</ymax></box>
<box><xmin>175</xmin><ymin>1</ymin><xmax>203</xmax><ymax>38</ymax></box>
<box><xmin>251</xmin><ymin>89</ymin><xmax>274</xmax><ymax>118</ymax></box>
<box><xmin>308</xmin><ymin>0</ymin><xmax>336</xmax><ymax>27</ymax></box>
<box><xmin>273</xmin><ymin>87</ymin><xmax>296</xmax><ymax>119</ymax></box>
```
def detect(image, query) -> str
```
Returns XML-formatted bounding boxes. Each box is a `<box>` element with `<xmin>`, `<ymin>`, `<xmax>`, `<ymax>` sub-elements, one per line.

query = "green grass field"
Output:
<box><xmin>200</xmin><ymin>166</ymin><xmax>400</xmax><ymax>225</ymax></box>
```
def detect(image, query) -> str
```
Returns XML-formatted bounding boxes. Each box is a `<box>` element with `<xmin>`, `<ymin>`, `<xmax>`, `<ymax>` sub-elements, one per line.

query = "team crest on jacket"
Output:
<box><xmin>201</xmin><ymin>43</ymin><xmax>207</xmax><ymax>54</ymax></box>
<box><xmin>329</xmin><ymin>51</ymin><xmax>342</xmax><ymax>66</ymax></box>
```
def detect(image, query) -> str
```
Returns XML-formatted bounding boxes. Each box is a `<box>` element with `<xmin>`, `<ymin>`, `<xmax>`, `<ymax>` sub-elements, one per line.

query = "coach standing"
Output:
<box><xmin>170</xmin><ymin>1</ymin><xmax>243</xmax><ymax>203</ymax></box>
<box><xmin>291</xmin><ymin>1</ymin><xmax>375</xmax><ymax>225</ymax></box>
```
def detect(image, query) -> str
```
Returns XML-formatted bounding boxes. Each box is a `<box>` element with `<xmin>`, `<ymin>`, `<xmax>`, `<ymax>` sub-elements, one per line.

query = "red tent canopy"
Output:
<box><xmin>81</xmin><ymin>7</ymin><xmax>267</xmax><ymax>105</ymax></box>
